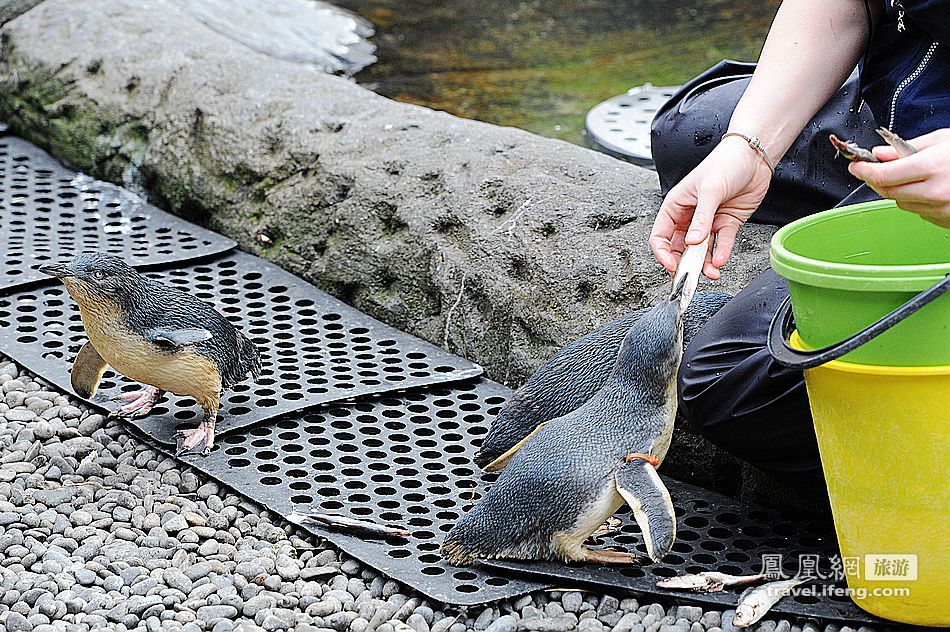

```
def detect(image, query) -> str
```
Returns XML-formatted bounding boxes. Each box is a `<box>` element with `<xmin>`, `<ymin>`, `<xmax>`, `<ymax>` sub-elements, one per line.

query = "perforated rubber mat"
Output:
<box><xmin>485</xmin><ymin>486</ymin><xmax>878</xmax><ymax>623</ymax></box>
<box><xmin>0</xmin><ymin>251</ymin><xmax>482</xmax><ymax>437</ymax></box>
<box><xmin>137</xmin><ymin>378</ymin><xmax>548</xmax><ymax>604</ymax></box>
<box><xmin>0</xmin><ymin>136</ymin><xmax>235</xmax><ymax>290</ymax></box>
<box><xmin>129</xmin><ymin>374</ymin><xmax>874</xmax><ymax>620</ymax></box>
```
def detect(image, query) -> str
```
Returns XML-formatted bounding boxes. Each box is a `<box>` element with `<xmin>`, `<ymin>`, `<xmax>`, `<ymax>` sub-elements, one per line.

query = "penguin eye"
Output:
<box><xmin>91</xmin><ymin>270</ymin><xmax>107</xmax><ymax>281</ymax></box>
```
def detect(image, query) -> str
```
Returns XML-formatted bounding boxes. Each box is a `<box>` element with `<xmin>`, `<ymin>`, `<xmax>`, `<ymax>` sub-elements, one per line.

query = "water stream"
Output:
<box><xmin>336</xmin><ymin>0</ymin><xmax>780</xmax><ymax>144</ymax></box>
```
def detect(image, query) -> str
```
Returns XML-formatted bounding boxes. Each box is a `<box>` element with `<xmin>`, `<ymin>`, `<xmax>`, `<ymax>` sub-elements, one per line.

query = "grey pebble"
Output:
<box><xmin>484</xmin><ymin>615</ymin><xmax>517</xmax><ymax>632</ymax></box>
<box><xmin>561</xmin><ymin>591</ymin><xmax>583</xmax><ymax>613</ymax></box>
<box><xmin>5</xmin><ymin>611</ymin><xmax>33</xmax><ymax>631</ymax></box>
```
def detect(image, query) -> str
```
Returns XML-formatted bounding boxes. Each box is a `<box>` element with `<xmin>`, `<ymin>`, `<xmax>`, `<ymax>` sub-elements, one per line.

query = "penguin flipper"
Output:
<box><xmin>71</xmin><ymin>342</ymin><xmax>109</xmax><ymax>399</ymax></box>
<box><xmin>482</xmin><ymin>422</ymin><xmax>547</xmax><ymax>473</ymax></box>
<box><xmin>146</xmin><ymin>327</ymin><xmax>213</xmax><ymax>349</ymax></box>
<box><xmin>615</xmin><ymin>460</ymin><xmax>677</xmax><ymax>562</ymax></box>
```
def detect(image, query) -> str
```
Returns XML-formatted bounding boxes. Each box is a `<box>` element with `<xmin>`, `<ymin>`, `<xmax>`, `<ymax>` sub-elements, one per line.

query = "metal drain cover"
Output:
<box><xmin>140</xmin><ymin>378</ymin><xmax>548</xmax><ymax>605</ymax></box>
<box><xmin>0</xmin><ymin>251</ymin><xmax>482</xmax><ymax>438</ymax></box>
<box><xmin>0</xmin><ymin>136</ymin><xmax>235</xmax><ymax>290</ymax></box>
<box><xmin>585</xmin><ymin>84</ymin><xmax>680</xmax><ymax>166</ymax></box>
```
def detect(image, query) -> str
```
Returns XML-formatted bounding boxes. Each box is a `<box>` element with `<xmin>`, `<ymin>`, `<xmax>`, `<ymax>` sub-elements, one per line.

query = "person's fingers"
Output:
<box><xmin>711</xmin><ymin>223</ymin><xmax>740</xmax><ymax>269</ymax></box>
<box><xmin>650</xmin><ymin>205</ymin><xmax>680</xmax><ymax>272</ymax></box>
<box><xmin>872</xmin><ymin>145</ymin><xmax>900</xmax><ymax>162</ymax></box>
<box><xmin>848</xmin><ymin>153</ymin><xmax>931</xmax><ymax>187</ymax></box>
<box><xmin>872</xmin><ymin>180</ymin><xmax>945</xmax><ymax>204</ymax></box>
<box><xmin>670</xmin><ymin>229</ymin><xmax>687</xmax><ymax>261</ymax></box>
<box><xmin>896</xmin><ymin>203</ymin><xmax>950</xmax><ymax>228</ymax></box>
<box><xmin>901</xmin><ymin>128</ymin><xmax>950</xmax><ymax>150</ymax></box>
<box><xmin>894</xmin><ymin>199</ymin><xmax>941</xmax><ymax>212</ymax></box>
<box><xmin>685</xmin><ymin>183</ymin><xmax>722</xmax><ymax>245</ymax></box>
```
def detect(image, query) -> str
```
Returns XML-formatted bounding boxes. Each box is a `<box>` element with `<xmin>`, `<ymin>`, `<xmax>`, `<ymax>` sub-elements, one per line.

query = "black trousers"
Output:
<box><xmin>651</xmin><ymin>62</ymin><xmax>881</xmax><ymax>492</ymax></box>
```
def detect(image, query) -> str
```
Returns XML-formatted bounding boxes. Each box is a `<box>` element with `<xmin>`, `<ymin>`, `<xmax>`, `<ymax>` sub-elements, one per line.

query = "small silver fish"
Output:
<box><xmin>656</xmin><ymin>571</ymin><xmax>765</xmax><ymax>593</ymax></box>
<box><xmin>733</xmin><ymin>577</ymin><xmax>810</xmax><ymax>627</ymax></box>
<box><xmin>829</xmin><ymin>134</ymin><xmax>879</xmax><ymax>162</ymax></box>
<box><xmin>289</xmin><ymin>512</ymin><xmax>410</xmax><ymax>539</ymax></box>
<box><xmin>830</xmin><ymin>128</ymin><xmax>917</xmax><ymax>163</ymax></box>
<box><xmin>875</xmin><ymin>127</ymin><xmax>917</xmax><ymax>157</ymax></box>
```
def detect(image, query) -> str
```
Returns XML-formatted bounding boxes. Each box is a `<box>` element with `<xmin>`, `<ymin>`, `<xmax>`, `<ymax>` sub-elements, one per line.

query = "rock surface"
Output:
<box><xmin>0</xmin><ymin>0</ymin><xmax>780</xmax><ymax>494</ymax></box>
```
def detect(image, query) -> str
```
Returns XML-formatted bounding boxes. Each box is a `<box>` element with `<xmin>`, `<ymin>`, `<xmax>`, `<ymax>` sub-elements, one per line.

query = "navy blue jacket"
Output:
<box><xmin>861</xmin><ymin>1</ymin><xmax>950</xmax><ymax>137</ymax></box>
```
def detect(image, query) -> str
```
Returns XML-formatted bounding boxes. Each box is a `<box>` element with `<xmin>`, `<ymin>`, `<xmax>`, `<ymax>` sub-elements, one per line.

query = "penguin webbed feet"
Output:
<box><xmin>178</xmin><ymin>409</ymin><xmax>219</xmax><ymax>456</ymax></box>
<box><xmin>581</xmin><ymin>547</ymin><xmax>639</xmax><ymax>565</ymax></box>
<box><xmin>108</xmin><ymin>386</ymin><xmax>164</xmax><ymax>419</ymax></box>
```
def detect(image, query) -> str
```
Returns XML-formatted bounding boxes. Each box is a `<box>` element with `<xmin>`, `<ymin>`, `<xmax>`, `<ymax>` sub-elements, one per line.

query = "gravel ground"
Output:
<box><xmin>0</xmin><ymin>356</ymin><xmax>889</xmax><ymax>632</ymax></box>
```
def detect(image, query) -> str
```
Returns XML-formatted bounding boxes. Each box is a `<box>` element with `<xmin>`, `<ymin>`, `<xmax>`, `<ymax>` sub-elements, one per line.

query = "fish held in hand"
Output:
<box><xmin>830</xmin><ymin>127</ymin><xmax>917</xmax><ymax>163</ymax></box>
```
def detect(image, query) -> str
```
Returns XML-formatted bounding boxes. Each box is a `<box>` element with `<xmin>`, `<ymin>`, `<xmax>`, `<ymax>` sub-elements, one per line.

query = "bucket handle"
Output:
<box><xmin>767</xmin><ymin>274</ymin><xmax>950</xmax><ymax>369</ymax></box>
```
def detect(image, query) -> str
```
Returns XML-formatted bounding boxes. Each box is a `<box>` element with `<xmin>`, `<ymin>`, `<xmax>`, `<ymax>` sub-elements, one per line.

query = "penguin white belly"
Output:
<box><xmin>651</xmin><ymin>377</ymin><xmax>680</xmax><ymax>462</ymax></box>
<box><xmin>551</xmin><ymin>480</ymin><xmax>624</xmax><ymax>560</ymax></box>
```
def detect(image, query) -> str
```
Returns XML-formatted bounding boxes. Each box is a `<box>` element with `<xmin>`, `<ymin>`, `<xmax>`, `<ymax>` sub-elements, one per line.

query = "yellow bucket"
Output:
<box><xmin>792</xmin><ymin>333</ymin><xmax>950</xmax><ymax>625</ymax></box>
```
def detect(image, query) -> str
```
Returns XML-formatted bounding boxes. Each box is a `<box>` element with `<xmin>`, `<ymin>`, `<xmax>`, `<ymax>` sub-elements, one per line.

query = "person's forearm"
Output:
<box><xmin>729</xmin><ymin>0</ymin><xmax>878</xmax><ymax>163</ymax></box>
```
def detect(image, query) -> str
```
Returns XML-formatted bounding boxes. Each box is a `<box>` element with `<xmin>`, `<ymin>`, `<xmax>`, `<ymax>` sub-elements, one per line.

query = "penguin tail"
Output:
<box><xmin>238</xmin><ymin>332</ymin><xmax>264</xmax><ymax>382</ymax></box>
<box><xmin>439</xmin><ymin>535</ymin><xmax>479</xmax><ymax>566</ymax></box>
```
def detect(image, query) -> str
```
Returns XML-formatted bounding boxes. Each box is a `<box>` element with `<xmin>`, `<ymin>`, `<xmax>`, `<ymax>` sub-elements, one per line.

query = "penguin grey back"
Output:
<box><xmin>475</xmin><ymin>291</ymin><xmax>731</xmax><ymax>468</ymax></box>
<box><xmin>444</xmin><ymin>297</ymin><xmax>689</xmax><ymax>565</ymax></box>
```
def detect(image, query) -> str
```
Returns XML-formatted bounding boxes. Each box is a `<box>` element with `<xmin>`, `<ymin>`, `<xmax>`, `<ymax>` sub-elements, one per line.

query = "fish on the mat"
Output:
<box><xmin>39</xmin><ymin>252</ymin><xmax>262</xmax><ymax>455</ymax></box>
<box><xmin>733</xmin><ymin>577</ymin><xmax>810</xmax><ymax>627</ymax></box>
<box><xmin>289</xmin><ymin>511</ymin><xmax>410</xmax><ymax>539</ymax></box>
<box><xmin>656</xmin><ymin>571</ymin><xmax>765</xmax><ymax>593</ymax></box>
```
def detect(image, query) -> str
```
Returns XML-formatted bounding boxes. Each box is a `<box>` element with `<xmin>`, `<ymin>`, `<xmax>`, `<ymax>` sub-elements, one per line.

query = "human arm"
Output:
<box><xmin>650</xmin><ymin>0</ymin><xmax>881</xmax><ymax>279</ymax></box>
<box><xmin>848</xmin><ymin>129</ymin><xmax>950</xmax><ymax>228</ymax></box>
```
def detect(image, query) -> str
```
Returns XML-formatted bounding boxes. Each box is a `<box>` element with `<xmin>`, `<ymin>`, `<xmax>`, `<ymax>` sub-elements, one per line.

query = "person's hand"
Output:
<box><xmin>649</xmin><ymin>136</ymin><xmax>773</xmax><ymax>280</ymax></box>
<box><xmin>849</xmin><ymin>128</ymin><xmax>950</xmax><ymax>228</ymax></box>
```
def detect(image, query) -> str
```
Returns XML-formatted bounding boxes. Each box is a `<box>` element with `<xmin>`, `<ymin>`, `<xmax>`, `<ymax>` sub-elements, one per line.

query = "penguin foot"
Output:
<box><xmin>109</xmin><ymin>386</ymin><xmax>163</xmax><ymax>419</ymax></box>
<box><xmin>178</xmin><ymin>413</ymin><xmax>217</xmax><ymax>455</ymax></box>
<box><xmin>582</xmin><ymin>547</ymin><xmax>639</xmax><ymax>565</ymax></box>
<box><xmin>588</xmin><ymin>517</ymin><xmax>622</xmax><ymax>543</ymax></box>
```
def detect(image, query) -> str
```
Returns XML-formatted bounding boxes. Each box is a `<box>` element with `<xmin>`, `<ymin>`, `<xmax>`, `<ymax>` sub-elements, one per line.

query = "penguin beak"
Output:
<box><xmin>37</xmin><ymin>263</ymin><xmax>74</xmax><ymax>279</ymax></box>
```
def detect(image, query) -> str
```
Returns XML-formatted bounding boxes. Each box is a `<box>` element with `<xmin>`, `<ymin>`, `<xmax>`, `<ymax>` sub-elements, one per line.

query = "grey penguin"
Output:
<box><xmin>441</xmin><ymin>241</ymin><xmax>709</xmax><ymax>565</ymax></box>
<box><xmin>39</xmin><ymin>252</ymin><xmax>263</xmax><ymax>453</ymax></box>
<box><xmin>474</xmin><ymin>291</ymin><xmax>732</xmax><ymax>470</ymax></box>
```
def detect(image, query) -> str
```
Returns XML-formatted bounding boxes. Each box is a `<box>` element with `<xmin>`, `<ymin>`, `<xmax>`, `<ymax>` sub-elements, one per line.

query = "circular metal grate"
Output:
<box><xmin>168</xmin><ymin>378</ymin><xmax>546</xmax><ymax>604</ymax></box>
<box><xmin>0</xmin><ymin>251</ymin><xmax>482</xmax><ymax>439</ymax></box>
<box><xmin>585</xmin><ymin>84</ymin><xmax>680</xmax><ymax>166</ymax></box>
<box><xmin>0</xmin><ymin>136</ymin><xmax>235</xmax><ymax>290</ymax></box>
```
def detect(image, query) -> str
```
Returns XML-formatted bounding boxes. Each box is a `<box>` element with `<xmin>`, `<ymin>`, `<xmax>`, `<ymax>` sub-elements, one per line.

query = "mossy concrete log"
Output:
<box><xmin>0</xmin><ymin>0</ymin><xmax>786</xmax><ymax>499</ymax></box>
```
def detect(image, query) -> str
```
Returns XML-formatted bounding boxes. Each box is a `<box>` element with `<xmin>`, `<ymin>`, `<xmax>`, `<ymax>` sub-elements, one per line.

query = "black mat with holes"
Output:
<box><xmin>130</xmin><ymin>374</ymin><xmax>877</xmax><ymax>622</ymax></box>
<box><xmin>0</xmin><ymin>251</ymin><xmax>482</xmax><ymax>438</ymax></box>
<box><xmin>0</xmin><ymin>136</ymin><xmax>235</xmax><ymax>290</ymax></box>
<box><xmin>484</xmin><ymin>484</ymin><xmax>880</xmax><ymax>623</ymax></box>
<box><xmin>134</xmin><ymin>378</ymin><xmax>548</xmax><ymax>604</ymax></box>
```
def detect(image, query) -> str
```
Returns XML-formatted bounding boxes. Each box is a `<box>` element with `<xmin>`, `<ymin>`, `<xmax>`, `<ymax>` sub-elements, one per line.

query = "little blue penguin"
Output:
<box><xmin>442</xmin><ymin>241</ymin><xmax>709</xmax><ymax>566</ymax></box>
<box><xmin>474</xmin><ymin>290</ymin><xmax>732</xmax><ymax>469</ymax></box>
<box><xmin>40</xmin><ymin>252</ymin><xmax>262</xmax><ymax>453</ymax></box>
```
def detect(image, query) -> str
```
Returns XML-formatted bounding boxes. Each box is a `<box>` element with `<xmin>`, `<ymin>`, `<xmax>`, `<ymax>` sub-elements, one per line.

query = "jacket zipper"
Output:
<box><xmin>888</xmin><ymin>42</ymin><xmax>939</xmax><ymax>130</ymax></box>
